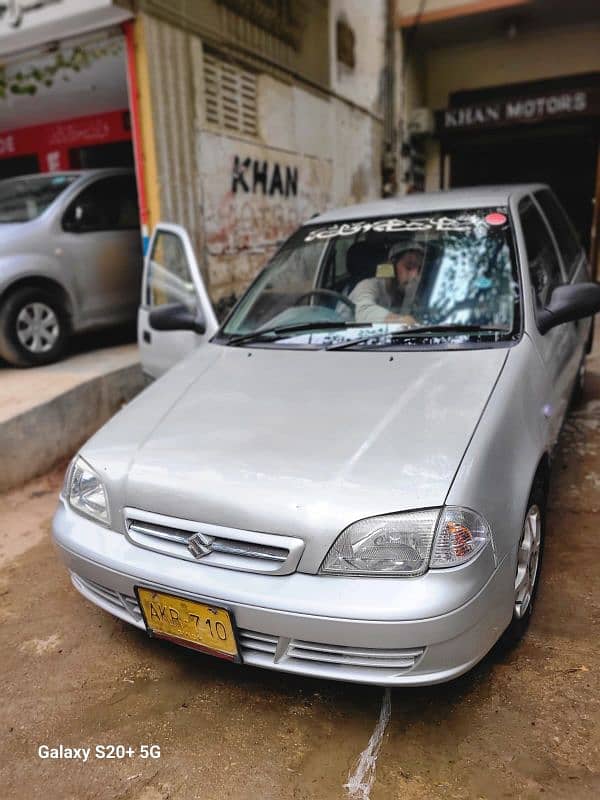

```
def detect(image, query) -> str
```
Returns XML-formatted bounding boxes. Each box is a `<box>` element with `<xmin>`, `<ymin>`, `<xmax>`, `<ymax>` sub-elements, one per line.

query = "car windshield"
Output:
<box><xmin>220</xmin><ymin>207</ymin><xmax>521</xmax><ymax>349</ymax></box>
<box><xmin>0</xmin><ymin>174</ymin><xmax>77</xmax><ymax>223</ymax></box>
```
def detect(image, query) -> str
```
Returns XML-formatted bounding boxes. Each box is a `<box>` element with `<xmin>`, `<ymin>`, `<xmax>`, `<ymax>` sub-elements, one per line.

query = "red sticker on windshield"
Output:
<box><xmin>485</xmin><ymin>212</ymin><xmax>507</xmax><ymax>226</ymax></box>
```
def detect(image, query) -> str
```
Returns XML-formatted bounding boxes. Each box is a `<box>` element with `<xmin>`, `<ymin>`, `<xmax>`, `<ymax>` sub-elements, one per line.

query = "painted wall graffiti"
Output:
<box><xmin>231</xmin><ymin>156</ymin><xmax>298</xmax><ymax>197</ymax></box>
<box><xmin>201</xmin><ymin>133</ymin><xmax>332</xmax><ymax>297</ymax></box>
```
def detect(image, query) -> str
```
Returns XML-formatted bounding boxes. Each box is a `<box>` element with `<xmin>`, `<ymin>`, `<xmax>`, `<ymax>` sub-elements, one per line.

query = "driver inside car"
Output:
<box><xmin>349</xmin><ymin>241</ymin><xmax>425</xmax><ymax>324</ymax></box>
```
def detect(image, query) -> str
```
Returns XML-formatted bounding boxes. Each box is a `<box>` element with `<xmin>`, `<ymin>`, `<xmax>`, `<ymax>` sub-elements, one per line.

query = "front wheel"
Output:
<box><xmin>501</xmin><ymin>484</ymin><xmax>546</xmax><ymax>646</ymax></box>
<box><xmin>0</xmin><ymin>287</ymin><xmax>68</xmax><ymax>367</ymax></box>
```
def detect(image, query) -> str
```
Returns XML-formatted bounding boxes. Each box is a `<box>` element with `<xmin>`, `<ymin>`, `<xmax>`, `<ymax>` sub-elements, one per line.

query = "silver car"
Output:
<box><xmin>0</xmin><ymin>168</ymin><xmax>141</xmax><ymax>366</ymax></box>
<box><xmin>52</xmin><ymin>185</ymin><xmax>600</xmax><ymax>686</ymax></box>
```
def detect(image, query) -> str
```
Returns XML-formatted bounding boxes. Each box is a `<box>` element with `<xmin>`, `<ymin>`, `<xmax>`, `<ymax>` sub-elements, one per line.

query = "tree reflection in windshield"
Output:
<box><xmin>221</xmin><ymin>208</ymin><xmax>520</xmax><ymax>346</ymax></box>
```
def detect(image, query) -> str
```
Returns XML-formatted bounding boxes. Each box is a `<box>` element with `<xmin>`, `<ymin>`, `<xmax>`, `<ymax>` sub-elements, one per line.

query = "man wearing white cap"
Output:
<box><xmin>349</xmin><ymin>241</ymin><xmax>425</xmax><ymax>324</ymax></box>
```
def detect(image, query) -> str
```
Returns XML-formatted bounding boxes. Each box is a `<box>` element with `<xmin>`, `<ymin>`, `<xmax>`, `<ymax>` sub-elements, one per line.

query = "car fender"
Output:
<box><xmin>0</xmin><ymin>253</ymin><xmax>78</xmax><ymax>322</ymax></box>
<box><xmin>445</xmin><ymin>334</ymin><xmax>550</xmax><ymax>567</ymax></box>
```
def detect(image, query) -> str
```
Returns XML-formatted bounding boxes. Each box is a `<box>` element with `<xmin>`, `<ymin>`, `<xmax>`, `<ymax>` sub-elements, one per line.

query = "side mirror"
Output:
<box><xmin>149</xmin><ymin>303</ymin><xmax>206</xmax><ymax>335</ymax></box>
<box><xmin>537</xmin><ymin>282</ymin><xmax>600</xmax><ymax>334</ymax></box>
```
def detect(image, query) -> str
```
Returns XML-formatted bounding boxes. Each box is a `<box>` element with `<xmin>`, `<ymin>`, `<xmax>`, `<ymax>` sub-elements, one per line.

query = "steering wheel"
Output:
<box><xmin>293</xmin><ymin>289</ymin><xmax>355</xmax><ymax>313</ymax></box>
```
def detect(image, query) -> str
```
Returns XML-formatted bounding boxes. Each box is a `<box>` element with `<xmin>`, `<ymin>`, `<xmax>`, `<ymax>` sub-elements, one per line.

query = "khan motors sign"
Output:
<box><xmin>437</xmin><ymin>87</ymin><xmax>600</xmax><ymax>134</ymax></box>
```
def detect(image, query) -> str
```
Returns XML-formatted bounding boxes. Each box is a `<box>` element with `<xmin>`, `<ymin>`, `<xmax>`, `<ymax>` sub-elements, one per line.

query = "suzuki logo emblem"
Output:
<box><xmin>187</xmin><ymin>532</ymin><xmax>214</xmax><ymax>559</ymax></box>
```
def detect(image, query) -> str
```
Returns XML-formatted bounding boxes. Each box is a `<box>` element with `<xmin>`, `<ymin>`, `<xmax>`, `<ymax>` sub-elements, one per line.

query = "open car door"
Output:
<box><xmin>138</xmin><ymin>223</ymin><xmax>218</xmax><ymax>379</ymax></box>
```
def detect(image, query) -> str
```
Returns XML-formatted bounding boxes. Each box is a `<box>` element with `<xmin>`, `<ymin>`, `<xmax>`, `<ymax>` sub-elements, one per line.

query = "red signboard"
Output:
<box><xmin>0</xmin><ymin>109</ymin><xmax>131</xmax><ymax>171</ymax></box>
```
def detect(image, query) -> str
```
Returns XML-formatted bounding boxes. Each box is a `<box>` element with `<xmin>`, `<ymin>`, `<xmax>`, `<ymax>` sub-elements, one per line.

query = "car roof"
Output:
<box><xmin>307</xmin><ymin>184</ymin><xmax>547</xmax><ymax>225</ymax></box>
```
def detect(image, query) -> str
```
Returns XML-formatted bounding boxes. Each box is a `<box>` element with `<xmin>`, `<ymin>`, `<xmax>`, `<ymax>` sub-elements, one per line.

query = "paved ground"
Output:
<box><xmin>0</xmin><ymin>325</ymin><xmax>137</xmax><ymax>423</ymax></box>
<box><xmin>1</xmin><ymin>350</ymin><xmax>599</xmax><ymax>800</ymax></box>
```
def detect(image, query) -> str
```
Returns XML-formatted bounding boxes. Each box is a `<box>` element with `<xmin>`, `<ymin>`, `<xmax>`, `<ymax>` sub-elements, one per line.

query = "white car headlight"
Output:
<box><xmin>320</xmin><ymin>507</ymin><xmax>492</xmax><ymax>576</ymax></box>
<box><xmin>66</xmin><ymin>456</ymin><xmax>110</xmax><ymax>526</ymax></box>
<box><xmin>320</xmin><ymin>510</ymin><xmax>441</xmax><ymax>576</ymax></box>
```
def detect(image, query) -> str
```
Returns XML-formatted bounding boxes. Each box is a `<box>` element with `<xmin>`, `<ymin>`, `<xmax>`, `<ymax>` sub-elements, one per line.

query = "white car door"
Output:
<box><xmin>517</xmin><ymin>195</ymin><xmax>580</xmax><ymax>446</ymax></box>
<box><xmin>138</xmin><ymin>223</ymin><xmax>218</xmax><ymax>379</ymax></box>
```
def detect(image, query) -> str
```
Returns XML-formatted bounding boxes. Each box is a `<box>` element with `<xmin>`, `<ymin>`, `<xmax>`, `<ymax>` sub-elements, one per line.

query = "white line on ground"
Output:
<box><xmin>345</xmin><ymin>688</ymin><xmax>391</xmax><ymax>800</ymax></box>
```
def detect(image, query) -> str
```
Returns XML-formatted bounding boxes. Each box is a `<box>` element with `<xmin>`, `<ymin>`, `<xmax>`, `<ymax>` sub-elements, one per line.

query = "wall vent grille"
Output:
<box><xmin>204</xmin><ymin>52</ymin><xmax>258</xmax><ymax>137</ymax></box>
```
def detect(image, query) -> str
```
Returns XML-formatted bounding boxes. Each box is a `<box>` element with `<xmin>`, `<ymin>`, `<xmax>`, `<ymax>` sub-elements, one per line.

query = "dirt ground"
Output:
<box><xmin>1</xmin><ymin>352</ymin><xmax>599</xmax><ymax>800</ymax></box>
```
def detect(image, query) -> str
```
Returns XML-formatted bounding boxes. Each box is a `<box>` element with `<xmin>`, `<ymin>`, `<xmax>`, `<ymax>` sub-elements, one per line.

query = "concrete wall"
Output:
<box><xmin>141</xmin><ymin>13</ymin><xmax>207</xmax><ymax>275</ymax></box>
<box><xmin>425</xmin><ymin>22</ymin><xmax>600</xmax><ymax>109</ymax></box>
<box><xmin>202</xmin><ymin>72</ymin><xmax>384</xmax><ymax>303</ymax></box>
<box><xmin>143</xmin><ymin>2</ymin><xmax>386</xmax><ymax>305</ymax></box>
<box><xmin>329</xmin><ymin>0</ymin><xmax>386</xmax><ymax>115</ymax></box>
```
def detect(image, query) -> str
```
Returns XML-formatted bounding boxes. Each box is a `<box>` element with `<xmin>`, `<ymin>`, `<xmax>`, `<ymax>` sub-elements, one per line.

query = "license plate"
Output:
<box><xmin>136</xmin><ymin>588</ymin><xmax>240</xmax><ymax>661</ymax></box>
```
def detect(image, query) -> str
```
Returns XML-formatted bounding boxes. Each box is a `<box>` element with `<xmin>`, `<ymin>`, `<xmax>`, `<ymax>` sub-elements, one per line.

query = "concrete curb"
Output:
<box><xmin>0</xmin><ymin>363</ymin><xmax>146</xmax><ymax>493</ymax></box>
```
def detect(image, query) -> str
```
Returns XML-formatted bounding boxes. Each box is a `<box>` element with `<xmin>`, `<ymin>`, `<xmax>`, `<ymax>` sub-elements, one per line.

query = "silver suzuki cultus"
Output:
<box><xmin>53</xmin><ymin>186</ymin><xmax>600</xmax><ymax>685</ymax></box>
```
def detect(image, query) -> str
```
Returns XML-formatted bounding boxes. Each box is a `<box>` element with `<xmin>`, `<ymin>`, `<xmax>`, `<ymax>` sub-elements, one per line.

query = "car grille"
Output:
<box><xmin>286</xmin><ymin>639</ymin><xmax>424</xmax><ymax>670</ymax></box>
<box><xmin>71</xmin><ymin>573</ymin><xmax>143</xmax><ymax>625</ymax></box>
<box><xmin>71</xmin><ymin>573</ymin><xmax>425</xmax><ymax>679</ymax></box>
<box><xmin>123</xmin><ymin>508</ymin><xmax>304</xmax><ymax>575</ymax></box>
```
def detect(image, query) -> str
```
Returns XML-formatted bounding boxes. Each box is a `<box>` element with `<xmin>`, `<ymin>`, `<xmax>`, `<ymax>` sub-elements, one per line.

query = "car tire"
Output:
<box><xmin>501</xmin><ymin>479</ymin><xmax>546</xmax><ymax>648</ymax></box>
<box><xmin>0</xmin><ymin>287</ymin><xmax>68</xmax><ymax>367</ymax></box>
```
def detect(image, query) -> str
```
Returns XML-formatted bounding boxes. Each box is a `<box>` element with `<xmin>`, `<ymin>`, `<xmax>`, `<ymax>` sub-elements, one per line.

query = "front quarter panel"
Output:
<box><xmin>0</xmin><ymin>251</ymin><xmax>75</xmax><ymax>306</ymax></box>
<box><xmin>445</xmin><ymin>335</ymin><xmax>549</xmax><ymax>564</ymax></box>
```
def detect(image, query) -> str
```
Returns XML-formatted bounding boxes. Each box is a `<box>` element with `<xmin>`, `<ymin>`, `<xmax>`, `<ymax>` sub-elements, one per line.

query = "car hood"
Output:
<box><xmin>83</xmin><ymin>344</ymin><xmax>508</xmax><ymax>560</ymax></box>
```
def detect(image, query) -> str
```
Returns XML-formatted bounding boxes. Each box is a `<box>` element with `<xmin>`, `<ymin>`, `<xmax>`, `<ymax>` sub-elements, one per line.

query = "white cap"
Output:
<box><xmin>388</xmin><ymin>241</ymin><xmax>425</xmax><ymax>262</ymax></box>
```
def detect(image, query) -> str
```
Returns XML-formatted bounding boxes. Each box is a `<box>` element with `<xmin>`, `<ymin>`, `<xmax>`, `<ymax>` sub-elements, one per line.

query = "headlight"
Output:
<box><xmin>66</xmin><ymin>456</ymin><xmax>110</xmax><ymax>526</ymax></box>
<box><xmin>320</xmin><ymin>510</ymin><xmax>440</xmax><ymax>576</ymax></box>
<box><xmin>320</xmin><ymin>507</ymin><xmax>492</xmax><ymax>576</ymax></box>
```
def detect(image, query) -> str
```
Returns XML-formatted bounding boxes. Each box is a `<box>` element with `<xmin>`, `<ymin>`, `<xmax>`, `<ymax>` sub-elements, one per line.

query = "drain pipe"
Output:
<box><xmin>382</xmin><ymin>0</ymin><xmax>397</xmax><ymax>197</ymax></box>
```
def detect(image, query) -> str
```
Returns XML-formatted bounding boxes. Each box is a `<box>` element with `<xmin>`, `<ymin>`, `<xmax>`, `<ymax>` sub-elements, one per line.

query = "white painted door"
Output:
<box><xmin>138</xmin><ymin>223</ymin><xmax>218</xmax><ymax>379</ymax></box>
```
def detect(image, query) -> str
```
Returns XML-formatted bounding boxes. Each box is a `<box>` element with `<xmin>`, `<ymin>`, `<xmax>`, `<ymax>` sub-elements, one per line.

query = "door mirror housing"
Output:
<box><xmin>537</xmin><ymin>282</ymin><xmax>600</xmax><ymax>334</ymax></box>
<box><xmin>149</xmin><ymin>303</ymin><xmax>207</xmax><ymax>335</ymax></box>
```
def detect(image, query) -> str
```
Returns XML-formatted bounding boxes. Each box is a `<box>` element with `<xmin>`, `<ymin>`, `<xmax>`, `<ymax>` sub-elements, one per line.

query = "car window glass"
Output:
<box><xmin>535</xmin><ymin>189</ymin><xmax>582</xmax><ymax>277</ymax></box>
<box><xmin>223</xmin><ymin>208</ymin><xmax>520</xmax><ymax>343</ymax></box>
<box><xmin>147</xmin><ymin>231</ymin><xmax>197</xmax><ymax>311</ymax></box>
<box><xmin>519</xmin><ymin>196</ymin><xmax>562</xmax><ymax>308</ymax></box>
<box><xmin>63</xmin><ymin>176</ymin><xmax>139</xmax><ymax>232</ymax></box>
<box><xmin>0</xmin><ymin>174</ymin><xmax>77</xmax><ymax>222</ymax></box>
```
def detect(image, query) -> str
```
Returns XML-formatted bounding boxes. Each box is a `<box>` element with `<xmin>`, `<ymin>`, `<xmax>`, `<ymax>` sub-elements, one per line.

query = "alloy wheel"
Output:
<box><xmin>514</xmin><ymin>504</ymin><xmax>542</xmax><ymax>619</ymax></box>
<box><xmin>16</xmin><ymin>302</ymin><xmax>60</xmax><ymax>354</ymax></box>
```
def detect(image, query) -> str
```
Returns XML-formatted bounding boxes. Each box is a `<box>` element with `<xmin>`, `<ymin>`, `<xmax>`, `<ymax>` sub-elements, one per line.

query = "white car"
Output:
<box><xmin>53</xmin><ymin>185</ymin><xmax>599</xmax><ymax>685</ymax></box>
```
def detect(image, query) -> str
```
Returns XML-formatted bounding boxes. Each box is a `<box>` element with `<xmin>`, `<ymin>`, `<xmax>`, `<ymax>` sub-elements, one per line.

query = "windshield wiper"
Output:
<box><xmin>226</xmin><ymin>321</ymin><xmax>363</xmax><ymax>347</ymax></box>
<box><xmin>326</xmin><ymin>324</ymin><xmax>511</xmax><ymax>351</ymax></box>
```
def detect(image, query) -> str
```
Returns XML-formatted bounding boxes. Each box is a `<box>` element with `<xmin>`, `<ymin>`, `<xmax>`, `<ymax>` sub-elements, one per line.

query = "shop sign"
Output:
<box><xmin>0</xmin><ymin>110</ymin><xmax>130</xmax><ymax>160</ymax></box>
<box><xmin>437</xmin><ymin>88</ymin><xmax>600</xmax><ymax>133</ymax></box>
<box><xmin>0</xmin><ymin>133</ymin><xmax>15</xmax><ymax>154</ymax></box>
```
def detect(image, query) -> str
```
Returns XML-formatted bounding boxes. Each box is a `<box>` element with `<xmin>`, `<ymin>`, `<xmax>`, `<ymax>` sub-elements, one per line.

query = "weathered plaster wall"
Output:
<box><xmin>144</xmin><ymin>4</ymin><xmax>385</xmax><ymax>305</ymax></box>
<box><xmin>202</xmin><ymin>72</ymin><xmax>383</xmax><ymax>302</ymax></box>
<box><xmin>141</xmin><ymin>13</ymin><xmax>206</xmax><ymax>272</ymax></box>
<box><xmin>425</xmin><ymin>23</ymin><xmax>600</xmax><ymax>109</ymax></box>
<box><xmin>329</xmin><ymin>0</ymin><xmax>386</xmax><ymax>116</ymax></box>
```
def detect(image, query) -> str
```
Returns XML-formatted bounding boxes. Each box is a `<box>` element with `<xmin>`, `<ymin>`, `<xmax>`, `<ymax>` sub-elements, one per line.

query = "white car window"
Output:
<box><xmin>146</xmin><ymin>230</ymin><xmax>197</xmax><ymax>312</ymax></box>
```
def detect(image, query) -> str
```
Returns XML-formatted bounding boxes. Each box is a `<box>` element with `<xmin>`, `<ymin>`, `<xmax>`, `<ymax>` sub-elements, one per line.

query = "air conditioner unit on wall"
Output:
<box><xmin>408</xmin><ymin>107</ymin><xmax>434</xmax><ymax>136</ymax></box>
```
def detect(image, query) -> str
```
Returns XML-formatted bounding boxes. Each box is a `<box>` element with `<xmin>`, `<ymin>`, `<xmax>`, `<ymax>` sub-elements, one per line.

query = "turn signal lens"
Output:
<box><xmin>430</xmin><ymin>507</ymin><xmax>492</xmax><ymax>568</ymax></box>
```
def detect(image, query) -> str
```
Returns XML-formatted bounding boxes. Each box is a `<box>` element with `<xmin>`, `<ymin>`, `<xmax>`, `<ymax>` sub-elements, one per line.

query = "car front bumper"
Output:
<box><xmin>52</xmin><ymin>500</ymin><xmax>515</xmax><ymax>686</ymax></box>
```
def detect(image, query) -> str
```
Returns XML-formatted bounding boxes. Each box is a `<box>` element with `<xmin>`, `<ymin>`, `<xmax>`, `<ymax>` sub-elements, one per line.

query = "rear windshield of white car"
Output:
<box><xmin>218</xmin><ymin>208</ymin><xmax>521</xmax><ymax>350</ymax></box>
<box><xmin>0</xmin><ymin>174</ymin><xmax>77</xmax><ymax>223</ymax></box>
